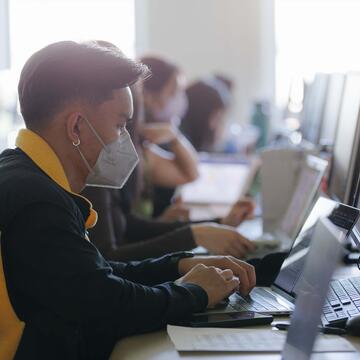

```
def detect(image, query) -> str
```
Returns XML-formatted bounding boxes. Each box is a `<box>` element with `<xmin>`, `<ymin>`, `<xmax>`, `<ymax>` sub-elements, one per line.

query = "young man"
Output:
<box><xmin>0</xmin><ymin>41</ymin><xmax>255</xmax><ymax>360</ymax></box>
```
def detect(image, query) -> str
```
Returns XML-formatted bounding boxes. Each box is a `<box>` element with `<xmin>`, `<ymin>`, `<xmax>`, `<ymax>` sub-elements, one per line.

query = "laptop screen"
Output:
<box><xmin>279</xmin><ymin>162</ymin><xmax>325</xmax><ymax>239</ymax></box>
<box><xmin>273</xmin><ymin>197</ymin><xmax>359</xmax><ymax>297</ymax></box>
<box><xmin>282</xmin><ymin>218</ymin><xmax>344</xmax><ymax>359</ymax></box>
<box><xmin>180</xmin><ymin>162</ymin><xmax>251</xmax><ymax>204</ymax></box>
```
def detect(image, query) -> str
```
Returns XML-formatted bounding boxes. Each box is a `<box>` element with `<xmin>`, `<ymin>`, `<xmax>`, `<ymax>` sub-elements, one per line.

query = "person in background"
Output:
<box><xmin>138</xmin><ymin>55</ymin><xmax>199</xmax><ymax>218</ymax></box>
<box><xmin>180</xmin><ymin>78</ymin><xmax>231</xmax><ymax>152</ymax></box>
<box><xmin>0</xmin><ymin>41</ymin><xmax>257</xmax><ymax>360</ymax></box>
<box><xmin>82</xmin><ymin>66</ymin><xmax>256</xmax><ymax>262</ymax></box>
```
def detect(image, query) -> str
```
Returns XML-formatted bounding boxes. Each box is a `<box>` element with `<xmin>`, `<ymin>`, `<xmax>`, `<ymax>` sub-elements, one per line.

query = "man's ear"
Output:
<box><xmin>66</xmin><ymin>112</ymin><xmax>82</xmax><ymax>144</ymax></box>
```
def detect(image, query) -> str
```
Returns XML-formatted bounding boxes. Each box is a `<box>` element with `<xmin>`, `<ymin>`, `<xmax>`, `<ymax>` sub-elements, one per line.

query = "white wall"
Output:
<box><xmin>135</xmin><ymin>0</ymin><xmax>275</xmax><ymax>123</ymax></box>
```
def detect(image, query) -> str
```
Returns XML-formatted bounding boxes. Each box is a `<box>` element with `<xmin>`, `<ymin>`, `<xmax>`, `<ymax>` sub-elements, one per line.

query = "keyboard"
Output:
<box><xmin>228</xmin><ymin>287</ymin><xmax>293</xmax><ymax>314</ymax></box>
<box><xmin>322</xmin><ymin>276</ymin><xmax>360</xmax><ymax>327</ymax></box>
<box><xmin>226</xmin><ymin>276</ymin><xmax>360</xmax><ymax>324</ymax></box>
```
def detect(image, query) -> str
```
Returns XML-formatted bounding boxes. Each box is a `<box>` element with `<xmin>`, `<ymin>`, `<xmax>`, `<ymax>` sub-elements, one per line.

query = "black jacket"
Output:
<box><xmin>82</xmin><ymin>186</ymin><xmax>197</xmax><ymax>261</ymax></box>
<box><xmin>0</xmin><ymin>148</ymin><xmax>207</xmax><ymax>360</ymax></box>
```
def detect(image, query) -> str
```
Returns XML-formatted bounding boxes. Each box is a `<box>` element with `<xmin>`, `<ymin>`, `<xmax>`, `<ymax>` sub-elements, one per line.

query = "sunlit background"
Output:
<box><xmin>1</xmin><ymin>0</ymin><xmax>360</xmax><ymax>149</ymax></box>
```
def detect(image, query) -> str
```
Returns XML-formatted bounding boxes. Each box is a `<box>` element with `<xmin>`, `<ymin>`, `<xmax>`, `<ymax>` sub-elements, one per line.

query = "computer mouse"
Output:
<box><xmin>346</xmin><ymin>314</ymin><xmax>360</xmax><ymax>336</ymax></box>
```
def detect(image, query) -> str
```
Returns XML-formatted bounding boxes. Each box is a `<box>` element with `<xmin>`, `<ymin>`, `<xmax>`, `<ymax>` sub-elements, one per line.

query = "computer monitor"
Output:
<box><xmin>301</xmin><ymin>73</ymin><xmax>329</xmax><ymax>144</ymax></box>
<box><xmin>328</xmin><ymin>72</ymin><xmax>360</xmax><ymax>204</ymax></box>
<box><xmin>179</xmin><ymin>161</ymin><xmax>252</xmax><ymax>205</ymax></box>
<box><xmin>318</xmin><ymin>73</ymin><xmax>345</xmax><ymax>146</ymax></box>
<box><xmin>279</xmin><ymin>155</ymin><xmax>327</xmax><ymax>240</ymax></box>
<box><xmin>349</xmin><ymin>178</ymin><xmax>360</xmax><ymax>248</ymax></box>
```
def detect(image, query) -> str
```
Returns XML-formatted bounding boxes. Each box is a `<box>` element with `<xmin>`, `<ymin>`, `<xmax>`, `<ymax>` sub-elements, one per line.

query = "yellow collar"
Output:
<box><xmin>15</xmin><ymin>129</ymin><xmax>97</xmax><ymax>229</ymax></box>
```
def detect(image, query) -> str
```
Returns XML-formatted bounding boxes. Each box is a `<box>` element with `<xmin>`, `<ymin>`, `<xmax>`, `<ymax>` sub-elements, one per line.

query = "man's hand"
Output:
<box><xmin>191</xmin><ymin>223</ymin><xmax>256</xmax><ymax>258</ymax></box>
<box><xmin>140</xmin><ymin>123</ymin><xmax>178</xmax><ymax>145</ymax></box>
<box><xmin>176</xmin><ymin>263</ymin><xmax>240</xmax><ymax>307</ymax></box>
<box><xmin>221</xmin><ymin>198</ymin><xmax>256</xmax><ymax>227</ymax></box>
<box><xmin>178</xmin><ymin>255</ymin><xmax>256</xmax><ymax>296</ymax></box>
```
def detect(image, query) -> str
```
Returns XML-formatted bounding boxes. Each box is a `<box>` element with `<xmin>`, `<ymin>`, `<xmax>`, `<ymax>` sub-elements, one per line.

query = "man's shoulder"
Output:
<box><xmin>0</xmin><ymin>148</ymin><xmax>76</xmax><ymax>227</ymax></box>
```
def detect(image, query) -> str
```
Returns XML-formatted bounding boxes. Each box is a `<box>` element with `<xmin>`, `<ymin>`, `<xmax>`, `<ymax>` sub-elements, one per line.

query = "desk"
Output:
<box><xmin>110</xmin><ymin>326</ymin><xmax>360</xmax><ymax>360</ymax></box>
<box><xmin>110</xmin><ymin>265</ymin><xmax>360</xmax><ymax>359</ymax></box>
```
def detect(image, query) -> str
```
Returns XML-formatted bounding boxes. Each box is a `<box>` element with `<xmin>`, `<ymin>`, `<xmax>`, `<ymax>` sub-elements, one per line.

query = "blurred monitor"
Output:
<box><xmin>301</xmin><ymin>73</ymin><xmax>329</xmax><ymax>144</ymax></box>
<box><xmin>318</xmin><ymin>73</ymin><xmax>345</xmax><ymax>146</ymax></box>
<box><xmin>348</xmin><ymin>179</ymin><xmax>360</xmax><ymax>249</ymax></box>
<box><xmin>328</xmin><ymin>72</ymin><xmax>360</xmax><ymax>204</ymax></box>
<box><xmin>180</xmin><ymin>161</ymin><xmax>251</xmax><ymax>205</ymax></box>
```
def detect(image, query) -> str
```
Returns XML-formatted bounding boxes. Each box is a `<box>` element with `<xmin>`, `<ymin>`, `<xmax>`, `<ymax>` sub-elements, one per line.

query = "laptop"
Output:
<box><xmin>282</xmin><ymin>217</ymin><xmax>345</xmax><ymax>359</ymax></box>
<box><xmin>179</xmin><ymin>156</ymin><xmax>260</xmax><ymax>205</ymax></box>
<box><xmin>241</xmin><ymin>155</ymin><xmax>328</xmax><ymax>254</ymax></box>
<box><xmin>175</xmin><ymin>217</ymin><xmax>358</xmax><ymax>359</ymax></box>
<box><xmin>203</xmin><ymin>197</ymin><xmax>360</xmax><ymax>320</ymax></box>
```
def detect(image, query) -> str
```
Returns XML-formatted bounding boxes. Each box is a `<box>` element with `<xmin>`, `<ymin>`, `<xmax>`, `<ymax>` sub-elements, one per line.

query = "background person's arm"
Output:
<box><xmin>142</xmin><ymin>125</ymin><xmax>199</xmax><ymax>187</ymax></box>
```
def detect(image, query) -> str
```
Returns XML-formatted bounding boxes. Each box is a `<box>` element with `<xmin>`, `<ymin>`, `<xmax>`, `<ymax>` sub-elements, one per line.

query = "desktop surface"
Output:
<box><xmin>110</xmin><ymin>265</ymin><xmax>360</xmax><ymax>360</ymax></box>
<box><xmin>110</xmin><ymin>324</ymin><xmax>360</xmax><ymax>360</ymax></box>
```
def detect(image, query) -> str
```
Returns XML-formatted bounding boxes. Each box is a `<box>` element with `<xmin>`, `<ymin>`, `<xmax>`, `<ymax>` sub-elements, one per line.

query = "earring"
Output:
<box><xmin>73</xmin><ymin>138</ymin><xmax>80</xmax><ymax>147</ymax></box>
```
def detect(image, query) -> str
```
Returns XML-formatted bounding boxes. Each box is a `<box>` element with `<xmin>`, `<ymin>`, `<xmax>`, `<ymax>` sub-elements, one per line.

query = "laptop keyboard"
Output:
<box><xmin>322</xmin><ymin>276</ymin><xmax>360</xmax><ymax>327</ymax></box>
<box><xmin>227</xmin><ymin>276</ymin><xmax>360</xmax><ymax>324</ymax></box>
<box><xmin>228</xmin><ymin>287</ymin><xmax>292</xmax><ymax>313</ymax></box>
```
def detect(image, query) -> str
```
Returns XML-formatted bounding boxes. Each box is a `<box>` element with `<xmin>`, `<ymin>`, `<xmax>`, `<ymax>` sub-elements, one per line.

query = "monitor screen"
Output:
<box><xmin>301</xmin><ymin>73</ymin><xmax>329</xmax><ymax>144</ymax></box>
<box><xmin>328</xmin><ymin>73</ymin><xmax>360</xmax><ymax>203</ymax></box>
<box><xmin>274</xmin><ymin>197</ymin><xmax>359</xmax><ymax>297</ymax></box>
<box><xmin>350</xmin><ymin>191</ymin><xmax>360</xmax><ymax>248</ymax></box>
<box><xmin>318</xmin><ymin>73</ymin><xmax>345</xmax><ymax>145</ymax></box>
<box><xmin>180</xmin><ymin>161</ymin><xmax>251</xmax><ymax>204</ymax></box>
<box><xmin>279</xmin><ymin>158</ymin><xmax>326</xmax><ymax>239</ymax></box>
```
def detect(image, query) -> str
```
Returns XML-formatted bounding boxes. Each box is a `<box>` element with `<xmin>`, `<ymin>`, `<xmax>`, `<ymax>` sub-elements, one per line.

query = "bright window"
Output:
<box><xmin>275</xmin><ymin>0</ymin><xmax>360</xmax><ymax>107</ymax></box>
<box><xmin>9</xmin><ymin>0</ymin><xmax>135</xmax><ymax>74</ymax></box>
<box><xmin>0</xmin><ymin>0</ymin><xmax>135</xmax><ymax>149</ymax></box>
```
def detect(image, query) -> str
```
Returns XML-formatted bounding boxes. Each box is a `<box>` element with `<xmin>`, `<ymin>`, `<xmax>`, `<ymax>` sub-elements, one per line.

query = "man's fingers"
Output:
<box><xmin>236</xmin><ymin>259</ymin><xmax>256</xmax><ymax>289</ymax></box>
<box><xmin>244</xmin><ymin>266</ymin><xmax>256</xmax><ymax>290</ymax></box>
<box><xmin>234</xmin><ymin>266</ymin><xmax>251</xmax><ymax>295</ymax></box>
<box><xmin>211</xmin><ymin>256</ymin><xmax>256</xmax><ymax>293</ymax></box>
<box><xmin>215</xmin><ymin>257</ymin><xmax>251</xmax><ymax>293</ymax></box>
<box><xmin>224</xmin><ymin>257</ymin><xmax>255</xmax><ymax>295</ymax></box>
<box><xmin>226</xmin><ymin>277</ymin><xmax>240</xmax><ymax>293</ymax></box>
<box><xmin>192</xmin><ymin>263</ymin><xmax>207</xmax><ymax>273</ymax></box>
<box><xmin>219</xmin><ymin>269</ymin><xmax>234</xmax><ymax>281</ymax></box>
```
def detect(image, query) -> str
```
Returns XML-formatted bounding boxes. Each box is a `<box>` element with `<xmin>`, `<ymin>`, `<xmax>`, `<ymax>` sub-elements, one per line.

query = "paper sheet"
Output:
<box><xmin>167</xmin><ymin>326</ymin><xmax>356</xmax><ymax>353</ymax></box>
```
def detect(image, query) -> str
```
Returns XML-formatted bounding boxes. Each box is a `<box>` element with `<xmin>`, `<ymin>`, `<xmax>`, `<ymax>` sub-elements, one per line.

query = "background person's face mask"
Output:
<box><xmin>74</xmin><ymin>117</ymin><xmax>139</xmax><ymax>189</ymax></box>
<box><xmin>153</xmin><ymin>91</ymin><xmax>189</xmax><ymax>126</ymax></box>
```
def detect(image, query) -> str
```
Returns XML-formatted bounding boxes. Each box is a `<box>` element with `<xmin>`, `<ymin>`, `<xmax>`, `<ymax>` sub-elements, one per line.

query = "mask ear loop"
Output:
<box><xmin>72</xmin><ymin>137</ymin><xmax>93</xmax><ymax>174</ymax></box>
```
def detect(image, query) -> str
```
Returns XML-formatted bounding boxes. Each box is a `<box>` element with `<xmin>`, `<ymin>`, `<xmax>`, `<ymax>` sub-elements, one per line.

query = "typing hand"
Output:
<box><xmin>221</xmin><ymin>198</ymin><xmax>256</xmax><ymax>227</ymax></box>
<box><xmin>178</xmin><ymin>255</ymin><xmax>256</xmax><ymax>296</ymax></box>
<box><xmin>191</xmin><ymin>223</ymin><xmax>256</xmax><ymax>258</ymax></box>
<box><xmin>176</xmin><ymin>263</ymin><xmax>240</xmax><ymax>307</ymax></box>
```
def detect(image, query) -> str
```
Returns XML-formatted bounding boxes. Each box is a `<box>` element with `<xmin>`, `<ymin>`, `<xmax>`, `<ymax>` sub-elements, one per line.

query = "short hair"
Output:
<box><xmin>18</xmin><ymin>41</ymin><xmax>149</xmax><ymax>130</ymax></box>
<box><xmin>140</xmin><ymin>56</ymin><xmax>178</xmax><ymax>93</ymax></box>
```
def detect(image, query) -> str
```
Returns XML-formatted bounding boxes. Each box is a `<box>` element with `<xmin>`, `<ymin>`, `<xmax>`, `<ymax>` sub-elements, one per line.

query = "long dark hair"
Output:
<box><xmin>180</xmin><ymin>79</ymin><xmax>230</xmax><ymax>151</ymax></box>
